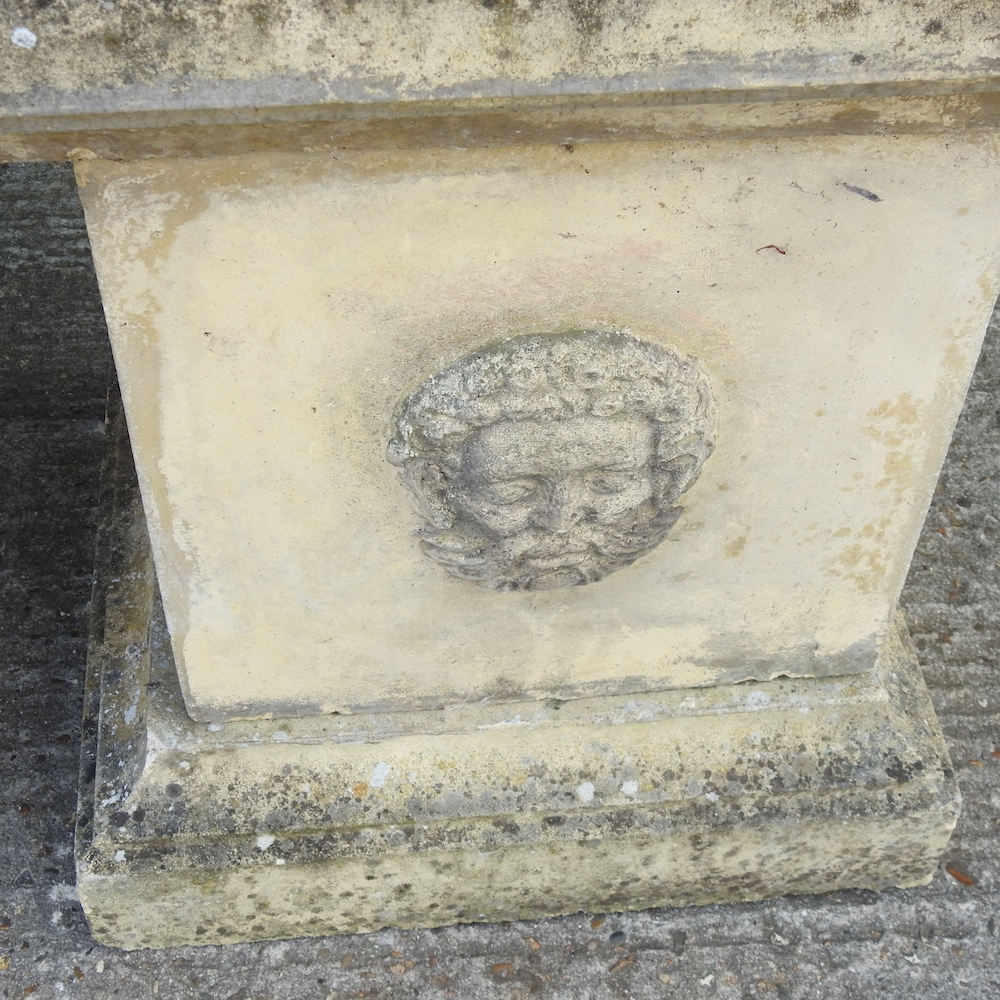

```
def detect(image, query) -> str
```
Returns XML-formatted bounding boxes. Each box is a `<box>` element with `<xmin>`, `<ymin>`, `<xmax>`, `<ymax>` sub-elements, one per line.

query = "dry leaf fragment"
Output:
<box><xmin>945</xmin><ymin>862</ymin><xmax>977</xmax><ymax>887</ymax></box>
<box><xmin>609</xmin><ymin>951</ymin><xmax>637</xmax><ymax>973</ymax></box>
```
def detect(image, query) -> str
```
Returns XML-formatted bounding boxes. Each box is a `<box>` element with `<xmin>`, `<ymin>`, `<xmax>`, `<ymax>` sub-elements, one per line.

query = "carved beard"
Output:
<box><xmin>417</xmin><ymin>500</ymin><xmax>682</xmax><ymax>591</ymax></box>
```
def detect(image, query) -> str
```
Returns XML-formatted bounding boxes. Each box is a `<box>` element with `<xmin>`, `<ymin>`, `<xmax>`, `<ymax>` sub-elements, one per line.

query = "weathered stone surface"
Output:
<box><xmin>75</xmin><ymin>132</ymin><xmax>1000</xmax><ymax>720</ymax></box>
<box><xmin>388</xmin><ymin>331</ymin><xmax>717</xmax><ymax>592</ymax></box>
<box><xmin>3</xmin><ymin>1</ymin><xmax>1000</xmax><ymax>122</ymax></box>
<box><xmin>5</xmin><ymin>3</ymin><xmax>1000</xmax><ymax>161</ymax></box>
<box><xmin>76</xmin><ymin>401</ymin><xmax>960</xmax><ymax>950</ymax></box>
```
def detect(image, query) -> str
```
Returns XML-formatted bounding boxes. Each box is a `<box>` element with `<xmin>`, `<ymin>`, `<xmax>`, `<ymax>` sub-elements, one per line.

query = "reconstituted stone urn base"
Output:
<box><xmin>75</xmin><ymin>400</ymin><xmax>960</xmax><ymax>950</ymax></box>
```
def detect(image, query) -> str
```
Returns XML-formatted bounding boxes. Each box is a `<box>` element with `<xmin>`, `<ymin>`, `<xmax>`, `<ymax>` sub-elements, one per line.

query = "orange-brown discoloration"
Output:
<box><xmin>725</xmin><ymin>536</ymin><xmax>747</xmax><ymax>558</ymax></box>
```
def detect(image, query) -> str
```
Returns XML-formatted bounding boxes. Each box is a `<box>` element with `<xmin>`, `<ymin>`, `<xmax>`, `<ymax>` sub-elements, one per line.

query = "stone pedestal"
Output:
<box><xmin>5</xmin><ymin>0</ymin><xmax>997</xmax><ymax>949</ymax></box>
<box><xmin>75</xmin><ymin>398</ymin><xmax>959</xmax><ymax>949</ymax></box>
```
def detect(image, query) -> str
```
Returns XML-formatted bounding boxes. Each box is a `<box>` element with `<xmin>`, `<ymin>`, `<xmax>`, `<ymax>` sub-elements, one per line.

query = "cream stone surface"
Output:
<box><xmin>75</xmin><ymin>432</ymin><xmax>960</xmax><ymax>949</ymax></box>
<box><xmin>77</xmin><ymin>134</ymin><xmax>1000</xmax><ymax>720</ymax></box>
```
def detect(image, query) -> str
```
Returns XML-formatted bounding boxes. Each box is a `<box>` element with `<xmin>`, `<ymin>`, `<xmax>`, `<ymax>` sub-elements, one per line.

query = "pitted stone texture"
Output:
<box><xmin>388</xmin><ymin>330</ymin><xmax>716</xmax><ymax>591</ymax></box>
<box><xmin>75</xmin><ymin>410</ymin><xmax>959</xmax><ymax>950</ymax></box>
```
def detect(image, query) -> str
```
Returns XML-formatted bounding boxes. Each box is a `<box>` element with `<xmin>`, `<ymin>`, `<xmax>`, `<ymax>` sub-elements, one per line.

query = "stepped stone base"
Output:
<box><xmin>75</xmin><ymin>402</ymin><xmax>960</xmax><ymax>950</ymax></box>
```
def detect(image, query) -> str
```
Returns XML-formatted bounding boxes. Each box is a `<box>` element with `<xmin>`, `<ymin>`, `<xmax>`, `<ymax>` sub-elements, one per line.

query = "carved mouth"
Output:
<box><xmin>525</xmin><ymin>566</ymin><xmax>590</xmax><ymax>590</ymax></box>
<box><xmin>520</xmin><ymin>550</ymin><xmax>589</xmax><ymax>570</ymax></box>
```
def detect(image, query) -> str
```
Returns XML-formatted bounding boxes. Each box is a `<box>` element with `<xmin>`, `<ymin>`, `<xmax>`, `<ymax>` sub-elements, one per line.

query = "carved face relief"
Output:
<box><xmin>388</xmin><ymin>331</ymin><xmax>717</xmax><ymax>591</ymax></box>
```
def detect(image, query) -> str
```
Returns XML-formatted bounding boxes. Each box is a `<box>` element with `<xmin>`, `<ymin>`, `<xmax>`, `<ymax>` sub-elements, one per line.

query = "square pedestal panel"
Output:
<box><xmin>75</xmin><ymin>410</ymin><xmax>960</xmax><ymax>949</ymax></box>
<box><xmin>76</xmin><ymin>134</ymin><xmax>1000</xmax><ymax>720</ymax></box>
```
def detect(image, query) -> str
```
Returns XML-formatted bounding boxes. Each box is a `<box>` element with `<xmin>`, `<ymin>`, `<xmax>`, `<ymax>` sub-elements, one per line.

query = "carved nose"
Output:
<box><xmin>535</xmin><ymin>484</ymin><xmax>579</xmax><ymax>533</ymax></box>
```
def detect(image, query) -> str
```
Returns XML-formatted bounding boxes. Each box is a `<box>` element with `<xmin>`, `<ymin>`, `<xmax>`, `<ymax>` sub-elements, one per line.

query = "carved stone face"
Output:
<box><xmin>388</xmin><ymin>331</ymin><xmax>716</xmax><ymax>591</ymax></box>
<box><xmin>449</xmin><ymin>415</ymin><xmax>656</xmax><ymax>589</ymax></box>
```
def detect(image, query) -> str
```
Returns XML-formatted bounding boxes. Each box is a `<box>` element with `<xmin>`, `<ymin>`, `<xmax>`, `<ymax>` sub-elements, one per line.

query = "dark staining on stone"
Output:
<box><xmin>670</xmin><ymin>929</ymin><xmax>687</xmax><ymax>955</ymax></box>
<box><xmin>843</xmin><ymin>182</ymin><xmax>882</xmax><ymax>202</ymax></box>
<box><xmin>566</xmin><ymin>0</ymin><xmax>605</xmax><ymax>35</ymax></box>
<box><xmin>608</xmin><ymin>929</ymin><xmax>626</xmax><ymax>943</ymax></box>
<box><xmin>165</xmin><ymin>782</ymin><xmax>183</xmax><ymax>798</ymax></box>
<box><xmin>131</xmin><ymin>808</ymin><xmax>145</xmax><ymax>823</ymax></box>
<box><xmin>851</xmin><ymin>53</ymin><xmax>866</xmax><ymax>64</ymax></box>
<box><xmin>885</xmin><ymin>756</ymin><xmax>923</xmax><ymax>784</ymax></box>
<box><xmin>542</xmin><ymin>815</ymin><xmax>566</xmax><ymax>826</ymax></box>
<box><xmin>109</xmin><ymin>811</ymin><xmax>129</xmax><ymax>827</ymax></box>
<box><xmin>606</xmin><ymin>810</ymin><xmax>637</xmax><ymax>834</ymax></box>
<box><xmin>924</xmin><ymin>18</ymin><xmax>944</xmax><ymax>35</ymax></box>
<box><xmin>816</xmin><ymin>0</ymin><xmax>861</xmax><ymax>21</ymax></box>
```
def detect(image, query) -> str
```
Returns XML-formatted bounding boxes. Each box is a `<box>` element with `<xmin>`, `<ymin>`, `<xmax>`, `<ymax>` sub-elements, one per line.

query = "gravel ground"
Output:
<box><xmin>1</xmin><ymin>162</ymin><xmax>998</xmax><ymax>999</ymax></box>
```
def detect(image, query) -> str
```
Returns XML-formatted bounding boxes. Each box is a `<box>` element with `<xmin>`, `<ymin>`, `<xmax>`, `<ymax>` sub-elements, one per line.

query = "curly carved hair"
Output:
<box><xmin>388</xmin><ymin>330</ymin><xmax>716</xmax><ymax>491</ymax></box>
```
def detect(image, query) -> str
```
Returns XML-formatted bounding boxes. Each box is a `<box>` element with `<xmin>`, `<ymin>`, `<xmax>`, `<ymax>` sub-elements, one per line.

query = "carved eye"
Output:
<box><xmin>584</xmin><ymin>470</ymin><xmax>632</xmax><ymax>496</ymax></box>
<box><xmin>484</xmin><ymin>479</ymin><xmax>540</xmax><ymax>504</ymax></box>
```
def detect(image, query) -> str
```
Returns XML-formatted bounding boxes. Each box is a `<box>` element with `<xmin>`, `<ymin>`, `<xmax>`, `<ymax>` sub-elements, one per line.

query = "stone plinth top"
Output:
<box><xmin>2</xmin><ymin>0</ymin><xmax>1000</xmax><ymax>159</ymax></box>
